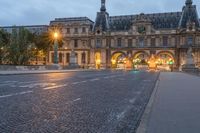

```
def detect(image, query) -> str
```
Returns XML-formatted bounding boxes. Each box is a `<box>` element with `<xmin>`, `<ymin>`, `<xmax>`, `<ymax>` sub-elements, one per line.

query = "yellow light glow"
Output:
<box><xmin>54</xmin><ymin>32</ymin><xmax>58</xmax><ymax>39</ymax></box>
<box><xmin>111</xmin><ymin>59</ymin><xmax>116</xmax><ymax>64</ymax></box>
<box><xmin>96</xmin><ymin>59</ymin><xmax>101</xmax><ymax>64</ymax></box>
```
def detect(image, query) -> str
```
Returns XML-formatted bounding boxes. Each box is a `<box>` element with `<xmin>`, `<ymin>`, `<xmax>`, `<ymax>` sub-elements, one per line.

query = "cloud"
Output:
<box><xmin>0</xmin><ymin>0</ymin><xmax>199</xmax><ymax>26</ymax></box>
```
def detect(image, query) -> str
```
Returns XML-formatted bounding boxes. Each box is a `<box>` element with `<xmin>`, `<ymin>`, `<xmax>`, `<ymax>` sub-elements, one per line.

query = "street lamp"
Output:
<box><xmin>53</xmin><ymin>32</ymin><xmax>59</xmax><ymax>64</ymax></box>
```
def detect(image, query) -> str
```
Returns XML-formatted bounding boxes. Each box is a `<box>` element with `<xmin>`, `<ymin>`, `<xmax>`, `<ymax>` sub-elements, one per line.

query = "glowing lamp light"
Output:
<box><xmin>54</xmin><ymin>32</ymin><xmax>58</xmax><ymax>39</ymax></box>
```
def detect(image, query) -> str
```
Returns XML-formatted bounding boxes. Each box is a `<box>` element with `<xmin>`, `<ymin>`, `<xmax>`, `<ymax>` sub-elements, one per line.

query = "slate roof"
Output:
<box><xmin>109</xmin><ymin>12</ymin><xmax>182</xmax><ymax>31</ymax></box>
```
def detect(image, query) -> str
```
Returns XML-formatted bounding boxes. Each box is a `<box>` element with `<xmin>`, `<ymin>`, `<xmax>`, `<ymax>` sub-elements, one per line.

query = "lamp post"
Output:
<box><xmin>54</xmin><ymin>32</ymin><xmax>58</xmax><ymax>64</ymax></box>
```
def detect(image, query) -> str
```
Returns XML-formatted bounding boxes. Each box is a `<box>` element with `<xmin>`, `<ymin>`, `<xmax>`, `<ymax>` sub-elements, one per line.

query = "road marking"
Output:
<box><xmin>89</xmin><ymin>78</ymin><xmax>100</xmax><ymax>82</ymax></box>
<box><xmin>43</xmin><ymin>84</ymin><xmax>68</xmax><ymax>90</ymax></box>
<box><xmin>20</xmin><ymin>83</ymin><xmax>56</xmax><ymax>89</ymax></box>
<box><xmin>0</xmin><ymin>91</ymin><xmax>33</xmax><ymax>99</ymax></box>
<box><xmin>129</xmin><ymin>98</ymin><xmax>136</xmax><ymax>104</ymax></box>
<box><xmin>72</xmin><ymin>80</ymin><xmax>87</xmax><ymax>85</ymax></box>
<box><xmin>72</xmin><ymin>98</ymin><xmax>81</xmax><ymax>102</ymax></box>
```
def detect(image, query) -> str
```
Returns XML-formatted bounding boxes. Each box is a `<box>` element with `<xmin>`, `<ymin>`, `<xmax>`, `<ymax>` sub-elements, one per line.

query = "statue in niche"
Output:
<box><xmin>185</xmin><ymin>46</ymin><xmax>194</xmax><ymax>65</ymax></box>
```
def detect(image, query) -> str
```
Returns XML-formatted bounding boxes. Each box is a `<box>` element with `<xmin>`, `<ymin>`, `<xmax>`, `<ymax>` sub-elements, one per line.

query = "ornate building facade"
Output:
<box><xmin>49</xmin><ymin>0</ymin><xmax>200</xmax><ymax>70</ymax></box>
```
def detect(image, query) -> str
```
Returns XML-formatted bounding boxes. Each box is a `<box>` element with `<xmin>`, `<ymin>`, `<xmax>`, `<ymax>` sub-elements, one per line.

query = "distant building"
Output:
<box><xmin>1</xmin><ymin>25</ymin><xmax>49</xmax><ymax>35</ymax></box>
<box><xmin>48</xmin><ymin>0</ymin><xmax>200</xmax><ymax>70</ymax></box>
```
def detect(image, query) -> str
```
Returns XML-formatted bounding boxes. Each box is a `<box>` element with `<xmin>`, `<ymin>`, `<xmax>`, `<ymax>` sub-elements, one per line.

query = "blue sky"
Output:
<box><xmin>0</xmin><ymin>0</ymin><xmax>200</xmax><ymax>26</ymax></box>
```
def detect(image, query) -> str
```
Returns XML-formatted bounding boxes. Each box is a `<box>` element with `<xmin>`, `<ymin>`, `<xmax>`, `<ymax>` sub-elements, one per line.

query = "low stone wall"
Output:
<box><xmin>0</xmin><ymin>65</ymin><xmax>47</xmax><ymax>71</ymax></box>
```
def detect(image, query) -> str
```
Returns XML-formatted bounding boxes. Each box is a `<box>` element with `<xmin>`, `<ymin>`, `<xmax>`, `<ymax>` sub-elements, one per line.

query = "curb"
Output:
<box><xmin>136</xmin><ymin>73</ymin><xmax>161</xmax><ymax>133</ymax></box>
<box><xmin>0</xmin><ymin>69</ymin><xmax>99</xmax><ymax>76</ymax></box>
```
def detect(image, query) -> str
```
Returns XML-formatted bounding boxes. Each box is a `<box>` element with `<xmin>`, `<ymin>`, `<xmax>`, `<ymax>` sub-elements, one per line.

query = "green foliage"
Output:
<box><xmin>0</xmin><ymin>30</ymin><xmax>10</xmax><ymax>64</ymax></box>
<box><xmin>7</xmin><ymin>27</ymin><xmax>35</xmax><ymax>65</ymax></box>
<box><xmin>0</xmin><ymin>27</ymin><xmax>64</xmax><ymax>65</ymax></box>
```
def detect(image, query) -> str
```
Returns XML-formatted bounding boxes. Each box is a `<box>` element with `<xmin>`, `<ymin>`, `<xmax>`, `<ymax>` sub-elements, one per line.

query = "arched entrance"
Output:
<box><xmin>111</xmin><ymin>52</ymin><xmax>126</xmax><ymax>69</ymax></box>
<box><xmin>95</xmin><ymin>52</ymin><xmax>101</xmax><ymax>69</ymax></box>
<box><xmin>156</xmin><ymin>51</ymin><xmax>175</xmax><ymax>71</ymax></box>
<box><xmin>133</xmin><ymin>51</ymin><xmax>150</xmax><ymax>69</ymax></box>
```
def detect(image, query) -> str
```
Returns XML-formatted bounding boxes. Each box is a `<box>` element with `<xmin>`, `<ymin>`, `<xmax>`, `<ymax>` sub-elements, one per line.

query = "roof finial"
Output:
<box><xmin>185</xmin><ymin>0</ymin><xmax>193</xmax><ymax>6</ymax></box>
<box><xmin>100</xmin><ymin>0</ymin><xmax>106</xmax><ymax>12</ymax></box>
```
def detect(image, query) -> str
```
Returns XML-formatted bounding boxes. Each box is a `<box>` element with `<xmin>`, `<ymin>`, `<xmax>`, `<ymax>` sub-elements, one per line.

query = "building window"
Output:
<box><xmin>163</xmin><ymin>36</ymin><xmax>168</xmax><ymax>46</ymax></box>
<box><xmin>74</xmin><ymin>40</ymin><xmax>78</xmax><ymax>48</ymax></box>
<box><xmin>117</xmin><ymin>38</ymin><xmax>122</xmax><ymax>47</ymax></box>
<box><xmin>59</xmin><ymin>53</ymin><xmax>63</xmax><ymax>63</ymax></box>
<box><xmin>151</xmin><ymin>38</ymin><xmax>156</xmax><ymax>47</ymax></box>
<box><xmin>51</xmin><ymin>53</ymin><xmax>54</xmax><ymax>63</ymax></box>
<box><xmin>82</xmin><ymin>27</ymin><xmax>86</xmax><ymax>33</ymax></box>
<box><xmin>81</xmin><ymin>52</ymin><xmax>86</xmax><ymax>64</ymax></box>
<box><xmin>106</xmin><ymin>39</ymin><xmax>110</xmax><ymax>48</ymax></box>
<box><xmin>139</xmin><ymin>37</ymin><xmax>144</xmax><ymax>47</ymax></box>
<box><xmin>187</xmin><ymin>36</ymin><xmax>193</xmax><ymax>45</ymax></box>
<box><xmin>67</xmin><ymin>28</ymin><xmax>70</xmax><ymax>34</ymax></box>
<box><xmin>96</xmin><ymin>39</ymin><xmax>101</xmax><ymax>48</ymax></box>
<box><xmin>128</xmin><ymin>39</ymin><xmax>132</xmax><ymax>47</ymax></box>
<box><xmin>66</xmin><ymin>53</ymin><xmax>70</xmax><ymax>63</ymax></box>
<box><xmin>74</xmin><ymin>28</ymin><xmax>78</xmax><ymax>34</ymax></box>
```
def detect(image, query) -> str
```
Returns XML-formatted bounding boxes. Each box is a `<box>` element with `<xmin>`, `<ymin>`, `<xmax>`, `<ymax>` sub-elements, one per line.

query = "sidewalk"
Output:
<box><xmin>137</xmin><ymin>72</ymin><xmax>200</xmax><ymax>133</ymax></box>
<box><xmin>0</xmin><ymin>69</ymin><xmax>92</xmax><ymax>75</ymax></box>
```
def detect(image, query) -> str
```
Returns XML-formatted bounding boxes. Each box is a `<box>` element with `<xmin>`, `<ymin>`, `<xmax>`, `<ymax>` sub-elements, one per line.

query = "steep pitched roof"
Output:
<box><xmin>109</xmin><ymin>12</ymin><xmax>182</xmax><ymax>31</ymax></box>
<box><xmin>178</xmin><ymin>1</ymin><xmax>200</xmax><ymax>28</ymax></box>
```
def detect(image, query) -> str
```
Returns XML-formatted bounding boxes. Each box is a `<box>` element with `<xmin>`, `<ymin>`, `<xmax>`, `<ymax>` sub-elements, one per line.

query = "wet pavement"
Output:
<box><xmin>0</xmin><ymin>70</ymin><xmax>158</xmax><ymax>133</ymax></box>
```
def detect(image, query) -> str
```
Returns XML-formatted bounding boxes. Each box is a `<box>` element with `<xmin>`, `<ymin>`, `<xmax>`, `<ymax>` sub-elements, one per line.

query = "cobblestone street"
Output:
<box><xmin>0</xmin><ymin>71</ymin><xmax>159</xmax><ymax>133</ymax></box>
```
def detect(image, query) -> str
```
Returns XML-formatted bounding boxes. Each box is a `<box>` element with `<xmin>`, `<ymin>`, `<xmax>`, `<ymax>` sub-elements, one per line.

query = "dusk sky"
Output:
<box><xmin>0</xmin><ymin>0</ymin><xmax>200</xmax><ymax>26</ymax></box>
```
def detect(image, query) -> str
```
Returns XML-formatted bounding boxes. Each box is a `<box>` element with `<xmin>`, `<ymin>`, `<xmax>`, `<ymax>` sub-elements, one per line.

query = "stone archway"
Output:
<box><xmin>156</xmin><ymin>51</ymin><xmax>175</xmax><ymax>71</ymax></box>
<box><xmin>133</xmin><ymin>51</ymin><xmax>150</xmax><ymax>65</ymax></box>
<box><xmin>111</xmin><ymin>51</ymin><xmax>126</xmax><ymax>69</ymax></box>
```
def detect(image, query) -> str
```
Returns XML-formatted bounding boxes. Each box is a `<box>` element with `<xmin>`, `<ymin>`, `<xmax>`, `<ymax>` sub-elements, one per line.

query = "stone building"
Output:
<box><xmin>1</xmin><ymin>25</ymin><xmax>49</xmax><ymax>35</ymax></box>
<box><xmin>48</xmin><ymin>0</ymin><xmax>200</xmax><ymax>70</ymax></box>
